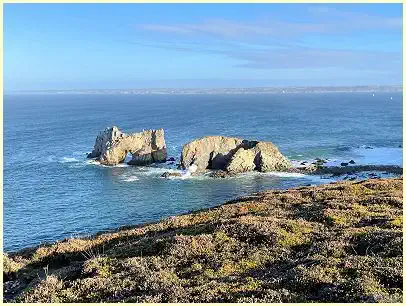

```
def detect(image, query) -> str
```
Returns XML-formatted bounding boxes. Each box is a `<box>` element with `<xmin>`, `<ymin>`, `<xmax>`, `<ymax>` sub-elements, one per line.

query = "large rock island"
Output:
<box><xmin>87</xmin><ymin>126</ymin><xmax>167</xmax><ymax>166</ymax></box>
<box><xmin>180</xmin><ymin>136</ymin><xmax>291</xmax><ymax>173</ymax></box>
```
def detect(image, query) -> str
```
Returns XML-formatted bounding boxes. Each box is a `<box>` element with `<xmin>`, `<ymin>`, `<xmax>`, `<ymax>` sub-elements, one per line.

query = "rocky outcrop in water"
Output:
<box><xmin>287</xmin><ymin>164</ymin><xmax>403</xmax><ymax>176</ymax></box>
<box><xmin>180</xmin><ymin>136</ymin><xmax>291</xmax><ymax>173</ymax></box>
<box><xmin>160</xmin><ymin>172</ymin><xmax>182</xmax><ymax>178</ymax></box>
<box><xmin>87</xmin><ymin>126</ymin><xmax>167</xmax><ymax>166</ymax></box>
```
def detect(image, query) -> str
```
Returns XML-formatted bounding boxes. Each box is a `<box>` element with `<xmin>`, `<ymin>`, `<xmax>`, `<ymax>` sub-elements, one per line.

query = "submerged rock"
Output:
<box><xmin>88</xmin><ymin>126</ymin><xmax>167</xmax><ymax>166</ymax></box>
<box><xmin>180</xmin><ymin>136</ymin><xmax>291</xmax><ymax>173</ymax></box>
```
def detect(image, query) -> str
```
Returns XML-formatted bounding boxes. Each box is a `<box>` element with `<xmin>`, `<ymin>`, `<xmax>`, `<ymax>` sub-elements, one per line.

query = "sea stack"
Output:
<box><xmin>180</xmin><ymin>136</ymin><xmax>291</xmax><ymax>173</ymax></box>
<box><xmin>88</xmin><ymin>126</ymin><xmax>167</xmax><ymax>166</ymax></box>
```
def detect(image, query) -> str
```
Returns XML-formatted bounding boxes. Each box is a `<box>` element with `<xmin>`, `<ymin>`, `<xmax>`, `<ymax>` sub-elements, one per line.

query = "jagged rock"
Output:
<box><xmin>167</xmin><ymin>157</ymin><xmax>176</xmax><ymax>162</ymax></box>
<box><xmin>349</xmin><ymin>160</ymin><xmax>356</xmax><ymax>164</ymax></box>
<box><xmin>88</xmin><ymin>126</ymin><xmax>167</xmax><ymax>166</ymax></box>
<box><xmin>341</xmin><ymin>162</ymin><xmax>349</xmax><ymax>167</ymax></box>
<box><xmin>161</xmin><ymin>172</ymin><xmax>182</xmax><ymax>178</ymax></box>
<box><xmin>87</xmin><ymin>126</ymin><xmax>124</xmax><ymax>158</ymax></box>
<box><xmin>180</xmin><ymin>136</ymin><xmax>291</xmax><ymax>173</ymax></box>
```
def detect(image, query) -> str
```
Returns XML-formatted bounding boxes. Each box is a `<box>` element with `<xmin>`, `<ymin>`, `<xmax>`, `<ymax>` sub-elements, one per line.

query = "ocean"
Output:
<box><xmin>3</xmin><ymin>92</ymin><xmax>403</xmax><ymax>252</ymax></box>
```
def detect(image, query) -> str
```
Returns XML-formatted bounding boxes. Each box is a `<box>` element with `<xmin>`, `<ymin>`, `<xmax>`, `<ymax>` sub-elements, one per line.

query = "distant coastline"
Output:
<box><xmin>6</xmin><ymin>85</ymin><xmax>403</xmax><ymax>95</ymax></box>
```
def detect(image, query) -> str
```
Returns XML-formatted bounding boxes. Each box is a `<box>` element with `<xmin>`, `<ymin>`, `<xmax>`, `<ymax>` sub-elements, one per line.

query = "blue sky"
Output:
<box><xmin>4</xmin><ymin>3</ymin><xmax>403</xmax><ymax>90</ymax></box>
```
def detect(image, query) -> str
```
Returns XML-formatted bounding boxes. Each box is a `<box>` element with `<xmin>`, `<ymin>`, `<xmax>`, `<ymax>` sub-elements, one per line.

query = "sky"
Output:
<box><xmin>4</xmin><ymin>3</ymin><xmax>403</xmax><ymax>90</ymax></box>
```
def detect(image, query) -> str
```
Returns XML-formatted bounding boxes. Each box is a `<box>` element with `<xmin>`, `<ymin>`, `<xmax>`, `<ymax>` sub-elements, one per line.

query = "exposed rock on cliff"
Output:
<box><xmin>180</xmin><ymin>136</ymin><xmax>291</xmax><ymax>173</ymax></box>
<box><xmin>88</xmin><ymin>126</ymin><xmax>167</xmax><ymax>166</ymax></box>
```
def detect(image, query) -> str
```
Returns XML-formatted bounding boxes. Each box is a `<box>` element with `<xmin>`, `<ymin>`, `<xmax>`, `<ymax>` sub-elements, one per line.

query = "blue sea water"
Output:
<box><xmin>3</xmin><ymin>92</ymin><xmax>403</xmax><ymax>252</ymax></box>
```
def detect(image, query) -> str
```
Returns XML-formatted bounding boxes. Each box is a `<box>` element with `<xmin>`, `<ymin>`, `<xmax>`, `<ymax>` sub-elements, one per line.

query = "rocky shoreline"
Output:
<box><xmin>87</xmin><ymin>126</ymin><xmax>403</xmax><ymax>181</ymax></box>
<box><xmin>3</xmin><ymin>177</ymin><xmax>403</xmax><ymax>302</ymax></box>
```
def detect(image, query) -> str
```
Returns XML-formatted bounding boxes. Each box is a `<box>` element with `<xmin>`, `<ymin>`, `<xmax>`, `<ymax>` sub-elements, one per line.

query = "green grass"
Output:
<box><xmin>3</xmin><ymin>177</ymin><xmax>403</xmax><ymax>302</ymax></box>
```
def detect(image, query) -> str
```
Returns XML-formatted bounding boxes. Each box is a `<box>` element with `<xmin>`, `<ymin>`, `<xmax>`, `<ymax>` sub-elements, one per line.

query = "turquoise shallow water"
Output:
<box><xmin>4</xmin><ymin>92</ymin><xmax>402</xmax><ymax>251</ymax></box>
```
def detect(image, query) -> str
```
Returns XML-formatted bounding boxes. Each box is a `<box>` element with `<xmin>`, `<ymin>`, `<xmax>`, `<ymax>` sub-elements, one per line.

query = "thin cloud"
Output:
<box><xmin>307</xmin><ymin>5</ymin><xmax>402</xmax><ymax>29</ymax></box>
<box><xmin>132</xmin><ymin>6</ymin><xmax>401</xmax><ymax>74</ymax></box>
<box><xmin>137</xmin><ymin>8</ymin><xmax>401</xmax><ymax>39</ymax></box>
<box><xmin>231</xmin><ymin>47</ymin><xmax>402</xmax><ymax>70</ymax></box>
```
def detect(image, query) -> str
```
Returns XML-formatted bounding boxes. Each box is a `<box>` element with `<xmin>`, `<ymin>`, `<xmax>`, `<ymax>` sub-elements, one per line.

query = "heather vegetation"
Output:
<box><xmin>3</xmin><ymin>178</ymin><xmax>403</xmax><ymax>302</ymax></box>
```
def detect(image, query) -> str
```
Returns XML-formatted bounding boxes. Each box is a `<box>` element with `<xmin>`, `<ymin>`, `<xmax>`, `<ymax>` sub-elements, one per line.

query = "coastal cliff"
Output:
<box><xmin>3</xmin><ymin>177</ymin><xmax>402</xmax><ymax>303</ymax></box>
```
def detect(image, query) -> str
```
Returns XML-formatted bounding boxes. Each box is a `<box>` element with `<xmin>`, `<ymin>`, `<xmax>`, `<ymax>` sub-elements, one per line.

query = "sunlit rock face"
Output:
<box><xmin>180</xmin><ymin>136</ymin><xmax>291</xmax><ymax>173</ymax></box>
<box><xmin>88</xmin><ymin>126</ymin><xmax>167</xmax><ymax>166</ymax></box>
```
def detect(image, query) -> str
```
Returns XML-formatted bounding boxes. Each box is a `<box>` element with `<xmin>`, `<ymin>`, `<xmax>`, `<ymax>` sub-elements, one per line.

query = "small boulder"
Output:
<box><xmin>161</xmin><ymin>172</ymin><xmax>182</xmax><ymax>178</ymax></box>
<box><xmin>349</xmin><ymin>160</ymin><xmax>355</xmax><ymax>164</ymax></box>
<box><xmin>167</xmin><ymin>157</ymin><xmax>176</xmax><ymax>162</ymax></box>
<box><xmin>341</xmin><ymin>162</ymin><xmax>349</xmax><ymax>167</ymax></box>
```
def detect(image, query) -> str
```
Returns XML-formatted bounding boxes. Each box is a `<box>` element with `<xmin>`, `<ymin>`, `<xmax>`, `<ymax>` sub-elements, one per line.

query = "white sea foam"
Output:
<box><xmin>180</xmin><ymin>164</ymin><xmax>198</xmax><ymax>178</ymax></box>
<box><xmin>115</xmin><ymin>164</ymin><xmax>129</xmax><ymax>168</ymax></box>
<box><xmin>100</xmin><ymin>163</ymin><xmax>129</xmax><ymax>168</ymax></box>
<box><xmin>86</xmin><ymin>159</ymin><xmax>99</xmax><ymax>165</ymax></box>
<box><xmin>72</xmin><ymin>151</ymin><xmax>86</xmax><ymax>156</ymax></box>
<box><xmin>46</xmin><ymin>155</ymin><xmax>56</xmax><ymax>162</ymax></box>
<box><xmin>138</xmin><ymin>166</ymin><xmax>176</xmax><ymax>175</ymax></box>
<box><xmin>60</xmin><ymin>157</ymin><xmax>79</xmax><ymax>163</ymax></box>
<box><xmin>159</xmin><ymin>167</ymin><xmax>208</xmax><ymax>181</ymax></box>
<box><xmin>261</xmin><ymin>171</ymin><xmax>335</xmax><ymax>183</ymax></box>
<box><xmin>84</xmin><ymin>159</ymin><xmax>129</xmax><ymax>168</ymax></box>
<box><xmin>263</xmin><ymin>171</ymin><xmax>306</xmax><ymax>178</ymax></box>
<box><xmin>121</xmin><ymin>175</ymin><xmax>139</xmax><ymax>182</ymax></box>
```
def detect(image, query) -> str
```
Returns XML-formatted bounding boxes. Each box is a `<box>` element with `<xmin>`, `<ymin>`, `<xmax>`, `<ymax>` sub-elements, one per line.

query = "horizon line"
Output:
<box><xmin>5</xmin><ymin>84</ymin><xmax>403</xmax><ymax>93</ymax></box>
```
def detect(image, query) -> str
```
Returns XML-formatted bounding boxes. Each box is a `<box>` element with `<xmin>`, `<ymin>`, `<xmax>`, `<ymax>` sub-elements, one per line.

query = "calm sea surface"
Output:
<box><xmin>4</xmin><ymin>93</ymin><xmax>403</xmax><ymax>251</ymax></box>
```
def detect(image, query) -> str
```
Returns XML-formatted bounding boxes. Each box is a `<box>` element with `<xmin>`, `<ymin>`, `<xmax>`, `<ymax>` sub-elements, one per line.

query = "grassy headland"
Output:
<box><xmin>3</xmin><ymin>177</ymin><xmax>403</xmax><ymax>302</ymax></box>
